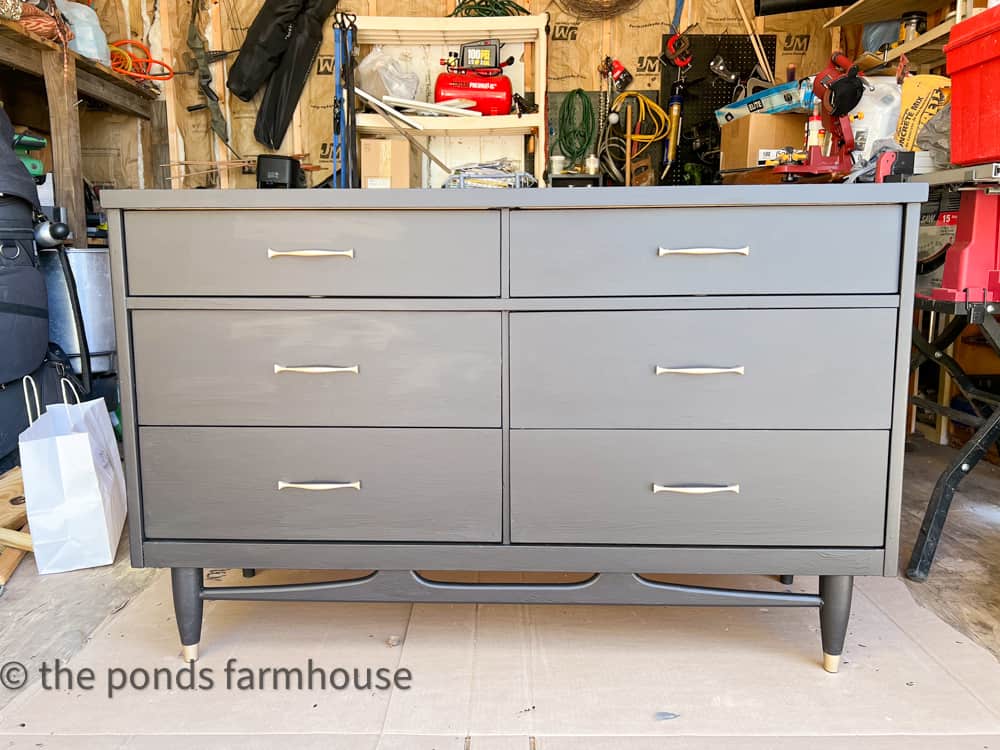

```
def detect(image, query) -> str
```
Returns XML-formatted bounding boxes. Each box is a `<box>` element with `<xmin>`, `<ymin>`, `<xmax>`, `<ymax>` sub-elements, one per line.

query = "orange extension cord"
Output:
<box><xmin>109</xmin><ymin>39</ymin><xmax>174</xmax><ymax>80</ymax></box>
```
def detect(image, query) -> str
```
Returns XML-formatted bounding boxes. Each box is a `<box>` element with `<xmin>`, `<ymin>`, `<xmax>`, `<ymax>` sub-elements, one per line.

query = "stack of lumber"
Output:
<box><xmin>0</xmin><ymin>467</ymin><xmax>31</xmax><ymax>594</ymax></box>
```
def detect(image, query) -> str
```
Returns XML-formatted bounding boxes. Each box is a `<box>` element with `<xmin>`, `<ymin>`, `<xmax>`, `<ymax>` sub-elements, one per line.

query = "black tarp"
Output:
<box><xmin>227</xmin><ymin>0</ymin><xmax>338</xmax><ymax>149</ymax></box>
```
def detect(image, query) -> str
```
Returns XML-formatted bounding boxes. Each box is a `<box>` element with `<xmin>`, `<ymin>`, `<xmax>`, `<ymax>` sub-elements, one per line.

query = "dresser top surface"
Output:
<box><xmin>101</xmin><ymin>184</ymin><xmax>928</xmax><ymax>210</ymax></box>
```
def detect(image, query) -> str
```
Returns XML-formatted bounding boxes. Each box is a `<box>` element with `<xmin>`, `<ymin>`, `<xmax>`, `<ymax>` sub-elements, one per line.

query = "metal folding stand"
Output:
<box><xmin>908</xmin><ymin>296</ymin><xmax>1000</xmax><ymax>581</ymax></box>
<box><xmin>906</xmin><ymin>167</ymin><xmax>1000</xmax><ymax>581</ymax></box>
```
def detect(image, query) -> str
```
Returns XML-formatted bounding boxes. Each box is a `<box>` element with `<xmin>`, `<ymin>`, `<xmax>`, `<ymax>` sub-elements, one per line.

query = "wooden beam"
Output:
<box><xmin>0</xmin><ymin>20</ymin><xmax>154</xmax><ymax>118</ymax></box>
<box><xmin>42</xmin><ymin>50</ymin><xmax>87</xmax><ymax>244</ymax></box>
<box><xmin>75</xmin><ymin>67</ymin><xmax>152</xmax><ymax>119</ymax></box>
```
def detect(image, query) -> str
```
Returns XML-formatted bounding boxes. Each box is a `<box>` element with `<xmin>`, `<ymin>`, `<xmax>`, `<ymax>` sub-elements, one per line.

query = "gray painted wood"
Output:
<box><xmin>201</xmin><ymin>570</ymin><xmax>823</xmax><ymax>607</ymax></box>
<box><xmin>124</xmin><ymin>295</ymin><xmax>902</xmax><ymax>311</ymax></box>
<box><xmin>123</xmin><ymin>210</ymin><xmax>501</xmax><ymax>297</ymax></box>
<box><xmin>101</xmin><ymin>184</ymin><xmax>928</xmax><ymax>209</ymax></box>
<box><xmin>132</xmin><ymin>310</ymin><xmax>501</xmax><ymax>427</ymax></box>
<box><xmin>142</xmin><ymin>541</ymin><xmax>885</xmax><ymax>575</ymax></box>
<box><xmin>510</xmin><ymin>308</ymin><xmax>897</xmax><ymax>429</ymax></box>
<box><xmin>884</xmin><ymin>203</ymin><xmax>922</xmax><ymax>575</ymax></box>
<box><xmin>140</xmin><ymin>427</ymin><xmax>502</xmax><ymax>541</ymax></box>
<box><xmin>106</xmin><ymin>208</ymin><xmax>144</xmax><ymax>566</ymax></box>
<box><xmin>510</xmin><ymin>430</ymin><xmax>889</xmax><ymax>546</ymax></box>
<box><xmin>511</xmin><ymin>206</ymin><xmax>903</xmax><ymax>297</ymax></box>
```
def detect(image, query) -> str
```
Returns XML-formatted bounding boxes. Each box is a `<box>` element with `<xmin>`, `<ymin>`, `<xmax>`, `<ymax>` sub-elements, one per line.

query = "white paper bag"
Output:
<box><xmin>18</xmin><ymin>377</ymin><xmax>127</xmax><ymax>574</ymax></box>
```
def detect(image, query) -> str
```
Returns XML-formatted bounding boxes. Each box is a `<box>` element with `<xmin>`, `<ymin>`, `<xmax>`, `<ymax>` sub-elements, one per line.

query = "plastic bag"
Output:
<box><xmin>55</xmin><ymin>0</ymin><xmax>111</xmax><ymax>65</ymax></box>
<box><xmin>357</xmin><ymin>46</ymin><xmax>419</xmax><ymax>101</ymax></box>
<box><xmin>916</xmin><ymin>103</ymin><xmax>952</xmax><ymax>168</ymax></box>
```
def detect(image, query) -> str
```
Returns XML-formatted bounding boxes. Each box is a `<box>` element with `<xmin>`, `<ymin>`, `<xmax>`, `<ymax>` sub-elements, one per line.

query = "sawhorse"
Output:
<box><xmin>908</xmin><ymin>296</ymin><xmax>1000</xmax><ymax>581</ymax></box>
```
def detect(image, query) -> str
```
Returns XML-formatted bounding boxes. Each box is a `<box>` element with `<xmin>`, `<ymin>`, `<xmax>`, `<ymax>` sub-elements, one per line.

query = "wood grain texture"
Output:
<box><xmin>132</xmin><ymin>309</ymin><xmax>502</xmax><ymax>427</ymax></box>
<box><xmin>510</xmin><ymin>308</ymin><xmax>898</xmax><ymax>429</ymax></box>
<box><xmin>511</xmin><ymin>429</ymin><xmax>889</xmax><ymax>546</ymax></box>
<box><xmin>140</xmin><ymin>427</ymin><xmax>502</xmax><ymax>541</ymax></box>
<box><xmin>123</xmin><ymin>209</ymin><xmax>501</xmax><ymax>296</ymax></box>
<box><xmin>509</xmin><ymin>205</ymin><xmax>904</xmax><ymax>297</ymax></box>
<box><xmin>0</xmin><ymin>468</ymin><xmax>26</xmax><ymax>531</ymax></box>
<box><xmin>41</xmin><ymin>49</ymin><xmax>86</xmax><ymax>244</ymax></box>
<box><xmin>0</xmin><ymin>527</ymin><xmax>32</xmax><ymax>552</ymax></box>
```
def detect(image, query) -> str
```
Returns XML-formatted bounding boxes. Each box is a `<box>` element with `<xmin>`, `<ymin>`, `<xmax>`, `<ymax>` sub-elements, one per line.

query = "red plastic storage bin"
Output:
<box><xmin>945</xmin><ymin>5</ymin><xmax>1000</xmax><ymax>166</ymax></box>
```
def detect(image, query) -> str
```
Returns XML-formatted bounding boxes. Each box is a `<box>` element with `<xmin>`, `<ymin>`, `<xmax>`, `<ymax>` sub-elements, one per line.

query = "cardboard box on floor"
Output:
<box><xmin>360</xmin><ymin>138</ymin><xmax>422</xmax><ymax>188</ymax></box>
<box><xmin>720</xmin><ymin>113</ymin><xmax>808</xmax><ymax>171</ymax></box>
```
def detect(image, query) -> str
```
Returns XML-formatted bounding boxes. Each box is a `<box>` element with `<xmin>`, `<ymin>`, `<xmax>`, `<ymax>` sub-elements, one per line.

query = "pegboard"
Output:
<box><xmin>660</xmin><ymin>33</ymin><xmax>777</xmax><ymax>185</ymax></box>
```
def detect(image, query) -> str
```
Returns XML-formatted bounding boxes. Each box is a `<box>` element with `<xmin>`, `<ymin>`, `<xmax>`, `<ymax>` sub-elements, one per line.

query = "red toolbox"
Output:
<box><xmin>945</xmin><ymin>5</ymin><xmax>1000</xmax><ymax>165</ymax></box>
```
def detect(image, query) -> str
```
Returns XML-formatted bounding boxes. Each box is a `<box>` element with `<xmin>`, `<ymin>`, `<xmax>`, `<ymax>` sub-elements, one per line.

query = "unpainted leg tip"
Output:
<box><xmin>823</xmin><ymin>652</ymin><xmax>841</xmax><ymax>673</ymax></box>
<box><xmin>182</xmin><ymin>643</ymin><xmax>199</xmax><ymax>662</ymax></box>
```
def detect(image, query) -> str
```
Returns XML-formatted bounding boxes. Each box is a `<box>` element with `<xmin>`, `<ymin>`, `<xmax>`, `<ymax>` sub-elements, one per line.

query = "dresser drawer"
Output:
<box><xmin>124</xmin><ymin>210</ymin><xmax>500</xmax><ymax>297</ymax></box>
<box><xmin>509</xmin><ymin>206</ymin><xmax>902</xmax><ymax>297</ymax></box>
<box><xmin>141</xmin><ymin>427</ymin><xmax>501</xmax><ymax>541</ymax></box>
<box><xmin>133</xmin><ymin>310</ymin><xmax>500</xmax><ymax>427</ymax></box>
<box><xmin>510</xmin><ymin>430</ymin><xmax>887</xmax><ymax>546</ymax></box>
<box><xmin>510</xmin><ymin>308</ymin><xmax>896</xmax><ymax>429</ymax></box>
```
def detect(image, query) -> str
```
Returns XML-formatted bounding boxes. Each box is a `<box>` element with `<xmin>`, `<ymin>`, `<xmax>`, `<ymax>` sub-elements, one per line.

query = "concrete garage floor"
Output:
<box><xmin>1</xmin><ymin>435</ymin><xmax>1000</xmax><ymax>748</ymax></box>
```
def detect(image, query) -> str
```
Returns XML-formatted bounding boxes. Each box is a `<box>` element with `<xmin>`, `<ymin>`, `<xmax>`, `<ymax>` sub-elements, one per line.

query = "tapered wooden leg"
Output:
<box><xmin>819</xmin><ymin>575</ymin><xmax>853</xmax><ymax>673</ymax></box>
<box><xmin>171</xmin><ymin>567</ymin><xmax>204</xmax><ymax>661</ymax></box>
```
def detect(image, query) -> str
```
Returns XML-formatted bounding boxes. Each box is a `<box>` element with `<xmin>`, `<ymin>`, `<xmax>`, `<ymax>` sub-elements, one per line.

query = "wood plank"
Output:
<box><xmin>0</xmin><ymin>468</ymin><xmax>26</xmax><ymax>531</ymax></box>
<box><xmin>75</xmin><ymin>67</ymin><xmax>152</xmax><ymax>119</ymax></box>
<box><xmin>884</xmin><ymin>19</ymin><xmax>954</xmax><ymax>66</ymax></box>
<box><xmin>0</xmin><ymin>527</ymin><xmax>32</xmax><ymax>552</ymax></box>
<box><xmin>0</xmin><ymin>525</ymin><xmax>29</xmax><ymax>588</ymax></box>
<box><xmin>42</xmin><ymin>49</ymin><xmax>87</xmax><ymax>244</ymax></box>
<box><xmin>826</xmin><ymin>0</ymin><xmax>953</xmax><ymax>28</ymax></box>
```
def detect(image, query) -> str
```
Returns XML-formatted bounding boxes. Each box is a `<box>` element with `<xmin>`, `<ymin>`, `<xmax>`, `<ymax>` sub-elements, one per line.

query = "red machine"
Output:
<box><xmin>434</xmin><ymin>39</ymin><xmax>514</xmax><ymax>116</ymax></box>
<box><xmin>930</xmin><ymin>190</ymin><xmax>1000</xmax><ymax>303</ymax></box>
<box><xmin>775</xmin><ymin>53</ymin><xmax>865</xmax><ymax>180</ymax></box>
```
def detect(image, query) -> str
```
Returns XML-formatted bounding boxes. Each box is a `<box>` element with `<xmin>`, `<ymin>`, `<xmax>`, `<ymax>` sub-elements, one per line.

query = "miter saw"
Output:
<box><xmin>775</xmin><ymin>53</ymin><xmax>866</xmax><ymax>181</ymax></box>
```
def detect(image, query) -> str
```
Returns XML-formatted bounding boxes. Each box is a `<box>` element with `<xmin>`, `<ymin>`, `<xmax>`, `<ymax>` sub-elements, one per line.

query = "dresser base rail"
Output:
<box><xmin>171</xmin><ymin>568</ymin><xmax>852</xmax><ymax>672</ymax></box>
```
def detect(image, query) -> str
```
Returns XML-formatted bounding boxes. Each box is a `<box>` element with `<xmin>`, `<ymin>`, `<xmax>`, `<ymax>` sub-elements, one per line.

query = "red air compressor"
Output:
<box><xmin>434</xmin><ymin>39</ymin><xmax>514</xmax><ymax>116</ymax></box>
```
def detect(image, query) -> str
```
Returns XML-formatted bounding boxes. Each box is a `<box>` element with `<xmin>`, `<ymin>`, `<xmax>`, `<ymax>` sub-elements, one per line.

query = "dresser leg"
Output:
<box><xmin>819</xmin><ymin>575</ymin><xmax>853</xmax><ymax>673</ymax></box>
<box><xmin>171</xmin><ymin>567</ymin><xmax>204</xmax><ymax>662</ymax></box>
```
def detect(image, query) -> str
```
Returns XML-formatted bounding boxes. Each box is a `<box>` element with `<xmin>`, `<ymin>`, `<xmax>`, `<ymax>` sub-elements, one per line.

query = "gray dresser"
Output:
<box><xmin>104</xmin><ymin>185</ymin><xmax>926</xmax><ymax>672</ymax></box>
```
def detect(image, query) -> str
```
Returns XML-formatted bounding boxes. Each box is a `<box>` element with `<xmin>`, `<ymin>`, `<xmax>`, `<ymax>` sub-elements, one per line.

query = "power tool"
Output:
<box><xmin>774</xmin><ymin>53</ymin><xmax>866</xmax><ymax>181</ymax></box>
<box><xmin>435</xmin><ymin>39</ymin><xmax>514</xmax><ymax>116</ymax></box>
<box><xmin>13</xmin><ymin>133</ymin><xmax>47</xmax><ymax>183</ymax></box>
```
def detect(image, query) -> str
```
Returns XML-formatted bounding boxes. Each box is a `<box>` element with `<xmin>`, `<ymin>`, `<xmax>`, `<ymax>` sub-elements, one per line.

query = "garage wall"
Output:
<box><xmin>98</xmin><ymin>0</ymin><xmax>836</xmax><ymax>188</ymax></box>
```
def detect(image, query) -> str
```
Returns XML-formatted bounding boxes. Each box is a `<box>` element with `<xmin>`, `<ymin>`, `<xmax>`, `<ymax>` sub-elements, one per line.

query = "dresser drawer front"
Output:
<box><xmin>511</xmin><ymin>430</ymin><xmax>887</xmax><ymax>546</ymax></box>
<box><xmin>510</xmin><ymin>206</ymin><xmax>902</xmax><ymax>297</ymax></box>
<box><xmin>124</xmin><ymin>210</ymin><xmax>500</xmax><ymax>297</ymax></box>
<box><xmin>133</xmin><ymin>310</ymin><xmax>501</xmax><ymax>427</ymax></box>
<box><xmin>141</xmin><ymin>427</ymin><xmax>501</xmax><ymax>541</ymax></box>
<box><xmin>510</xmin><ymin>308</ymin><xmax>896</xmax><ymax>429</ymax></box>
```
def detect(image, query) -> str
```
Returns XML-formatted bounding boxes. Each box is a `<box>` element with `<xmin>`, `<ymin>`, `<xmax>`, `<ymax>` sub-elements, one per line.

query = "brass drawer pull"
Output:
<box><xmin>657</xmin><ymin>246</ymin><xmax>749</xmax><ymax>257</ymax></box>
<box><xmin>653</xmin><ymin>484</ymin><xmax>740</xmax><ymax>495</ymax></box>
<box><xmin>277</xmin><ymin>481</ymin><xmax>362</xmax><ymax>491</ymax></box>
<box><xmin>267</xmin><ymin>248</ymin><xmax>355</xmax><ymax>259</ymax></box>
<box><xmin>655</xmin><ymin>366</ymin><xmax>745</xmax><ymax>376</ymax></box>
<box><xmin>273</xmin><ymin>364</ymin><xmax>360</xmax><ymax>375</ymax></box>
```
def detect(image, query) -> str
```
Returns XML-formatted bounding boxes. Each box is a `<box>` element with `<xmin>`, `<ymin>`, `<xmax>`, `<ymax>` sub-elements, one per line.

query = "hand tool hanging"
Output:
<box><xmin>333</xmin><ymin>12</ymin><xmax>360</xmax><ymax>188</ymax></box>
<box><xmin>187</xmin><ymin>1</ymin><xmax>240</xmax><ymax>158</ymax></box>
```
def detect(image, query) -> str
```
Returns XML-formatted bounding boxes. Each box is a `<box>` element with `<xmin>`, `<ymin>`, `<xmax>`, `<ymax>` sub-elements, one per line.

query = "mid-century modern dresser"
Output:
<box><xmin>104</xmin><ymin>184</ymin><xmax>926</xmax><ymax>672</ymax></box>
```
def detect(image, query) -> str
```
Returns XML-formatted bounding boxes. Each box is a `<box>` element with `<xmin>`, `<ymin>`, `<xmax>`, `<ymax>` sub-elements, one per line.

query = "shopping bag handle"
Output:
<box><xmin>60</xmin><ymin>378</ymin><xmax>81</xmax><ymax>405</ymax></box>
<box><xmin>22</xmin><ymin>375</ymin><xmax>40</xmax><ymax>425</ymax></box>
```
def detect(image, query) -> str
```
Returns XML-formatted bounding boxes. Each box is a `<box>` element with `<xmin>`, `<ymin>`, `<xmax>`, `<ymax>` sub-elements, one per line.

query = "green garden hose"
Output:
<box><xmin>449</xmin><ymin>0</ymin><xmax>530</xmax><ymax>16</ymax></box>
<box><xmin>554</xmin><ymin>88</ymin><xmax>596</xmax><ymax>166</ymax></box>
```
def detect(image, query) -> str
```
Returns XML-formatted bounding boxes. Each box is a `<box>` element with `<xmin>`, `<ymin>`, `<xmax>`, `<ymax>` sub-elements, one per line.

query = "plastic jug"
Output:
<box><xmin>55</xmin><ymin>0</ymin><xmax>111</xmax><ymax>66</ymax></box>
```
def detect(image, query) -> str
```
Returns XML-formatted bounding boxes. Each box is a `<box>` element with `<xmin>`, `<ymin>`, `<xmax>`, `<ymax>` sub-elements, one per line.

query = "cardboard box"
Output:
<box><xmin>720</xmin><ymin>113</ymin><xmax>807</xmax><ymax>171</ymax></box>
<box><xmin>360</xmin><ymin>138</ymin><xmax>421</xmax><ymax>188</ymax></box>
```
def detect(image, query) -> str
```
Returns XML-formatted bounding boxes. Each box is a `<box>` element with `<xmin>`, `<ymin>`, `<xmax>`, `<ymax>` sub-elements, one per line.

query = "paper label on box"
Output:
<box><xmin>365</xmin><ymin>177</ymin><xmax>391</xmax><ymax>189</ymax></box>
